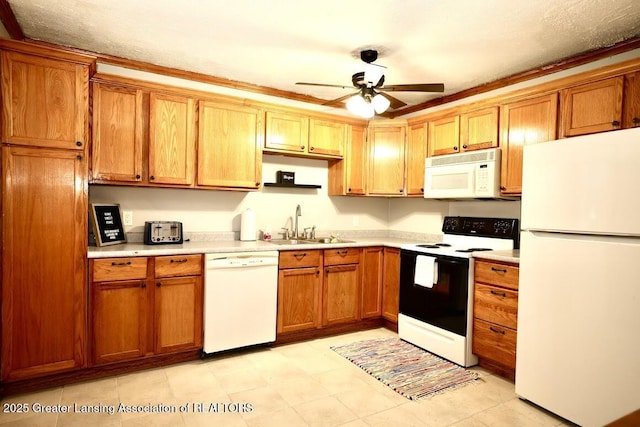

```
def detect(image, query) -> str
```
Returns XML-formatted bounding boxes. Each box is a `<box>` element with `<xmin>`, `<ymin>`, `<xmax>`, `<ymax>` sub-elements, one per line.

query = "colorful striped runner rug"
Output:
<box><xmin>331</xmin><ymin>337</ymin><xmax>479</xmax><ymax>400</ymax></box>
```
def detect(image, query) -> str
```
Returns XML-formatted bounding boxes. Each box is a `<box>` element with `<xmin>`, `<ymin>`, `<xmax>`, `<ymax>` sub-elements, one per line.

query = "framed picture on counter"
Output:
<box><xmin>90</xmin><ymin>203</ymin><xmax>127</xmax><ymax>246</ymax></box>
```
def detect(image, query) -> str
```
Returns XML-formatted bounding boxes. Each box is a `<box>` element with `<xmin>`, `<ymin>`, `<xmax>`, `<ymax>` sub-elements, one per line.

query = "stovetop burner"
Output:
<box><xmin>455</xmin><ymin>247</ymin><xmax>492</xmax><ymax>253</ymax></box>
<box><xmin>416</xmin><ymin>244</ymin><xmax>440</xmax><ymax>249</ymax></box>
<box><xmin>435</xmin><ymin>243</ymin><xmax>451</xmax><ymax>247</ymax></box>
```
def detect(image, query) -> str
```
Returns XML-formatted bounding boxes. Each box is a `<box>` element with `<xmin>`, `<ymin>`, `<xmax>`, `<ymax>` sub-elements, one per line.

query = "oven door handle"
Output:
<box><xmin>431</xmin><ymin>258</ymin><xmax>466</xmax><ymax>266</ymax></box>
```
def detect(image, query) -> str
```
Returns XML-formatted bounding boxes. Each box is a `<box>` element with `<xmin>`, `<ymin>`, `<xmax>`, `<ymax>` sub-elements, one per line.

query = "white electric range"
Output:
<box><xmin>398</xmin><ymin>216</ymin><xmax>519</xmax><ymax>367</ymax></box>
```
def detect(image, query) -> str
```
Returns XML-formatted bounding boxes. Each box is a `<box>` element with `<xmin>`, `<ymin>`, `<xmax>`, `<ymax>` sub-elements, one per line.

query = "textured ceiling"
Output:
<box><xmin>8</xmin><ymin>0</ymin><xmax>640</xmax><ymax>115</ymax></box>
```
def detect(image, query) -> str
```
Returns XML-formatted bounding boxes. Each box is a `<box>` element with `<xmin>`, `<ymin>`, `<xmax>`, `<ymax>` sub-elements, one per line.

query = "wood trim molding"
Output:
<box><xmin>0</xmin><ymin>0</ymin><xmax>24</xmax><ymax>40</ymax></box>
<box><xmin>21</xmin><ymin>35</ymin><xmax>640</xmax><ymax>120</ymax></box>
<box><xmin>391</xmin><ymin>37</ymin><xmax>640</xmax><ymax>118</ymax></box>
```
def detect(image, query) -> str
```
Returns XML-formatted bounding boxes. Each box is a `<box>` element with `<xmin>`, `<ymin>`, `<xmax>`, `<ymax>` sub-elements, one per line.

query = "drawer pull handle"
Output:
<box><xmin>489</xmin><ymin>326</ymin><xmax>506</xmax><ymax>335</ymax></box>
<box><xmin>111</xmin><ymin>261</ymin><xmax>132</xmax><ymax>266</ymax></box>
<box><xmin>140</xmin><ymin>282</ymin><xmax>146</xmax><ymax>288</ymax></box>
<box><xmin>293</xmin><ymin>253</ymin><xmax>307</xmax><ymax>260</ymax></box>
<box><xmin>491</xmin><ymin>267</ymin><xmax>507</xmax><ymax>273</ymax></box>
<box><xmin>337</xmin><ymin>250</ymin><xmax>348</xmax><ymax>256</ymax></box>
<box><xmin>490</xmin><ymin>290</ymin><xmax>507</xmax><ymax>297</ymax></box>
<box><xmin>157</xmin><ymin>281</ymin><xmax>162</xmax><ymax>287</ymax></box>
<box><xmin>170</xmin><ymin>258</ymin><xmax>188</xmax><ymax>263</ymax></box>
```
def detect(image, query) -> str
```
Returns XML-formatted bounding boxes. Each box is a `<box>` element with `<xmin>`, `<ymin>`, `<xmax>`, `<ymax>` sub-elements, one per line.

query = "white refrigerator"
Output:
<box><xmin>516</xmin><ymin>127</ymin><xmax>640</xmax><ymax>427</ymax></box>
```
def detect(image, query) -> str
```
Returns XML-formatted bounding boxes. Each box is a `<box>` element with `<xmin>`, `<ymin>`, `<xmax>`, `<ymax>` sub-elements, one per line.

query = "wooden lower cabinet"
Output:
<box><xmin>90</xmin><ymin>255</ymin><xmax>203</xmax><ymax>366</ymax></box>
<box><xmin>322</xmin><ymin>248</ymin><xmax>362</xmax><ymax>326</ymax></box>
<box><xmin>381</xmin><ymin>247</ymin><xmax>401</xmax><ymax>323</ymax></box>
<box><xmin>361</xmin><ymin>247</ymin><xmax>383</xmax><ymax>319</ymax></box>
<box><xmin>472</xmin><ymin>259</ymin><xmax>520</xmax><ymax>380</ymax></box>
<box><xmin>277</xmin><ymin>266</ymin><xmax>322</xmax><ymax>334</ymax></box>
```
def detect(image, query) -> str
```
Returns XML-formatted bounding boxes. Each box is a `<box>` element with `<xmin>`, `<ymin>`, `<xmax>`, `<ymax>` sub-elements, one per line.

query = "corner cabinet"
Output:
<box><xmin>367</xmin><ymin>122</ymin><xmax>406</xmax><ymax>196</ymax></box>
<box><xmin>328</xmin><ymin>123</ymin><xmax>367</xmax><ymax>195</ymax></box>
<box><xmin>0</xmin><ymin>41</ymin><xmax>93</xmax><ymax>382</ymax></box>
<box><xmin>499</xmin><ymin>93</ymin><xmax>558</xmax><ymax>195</ymax></box>
<box><xmin>197</xmin><ymin>100</ymin><xmax>262</xmax><ymax>189</ymax></box>
<box><xmin>406</xmin><ymin>121</ymin><xmax>428</xmax><ymax>196</ymax></box>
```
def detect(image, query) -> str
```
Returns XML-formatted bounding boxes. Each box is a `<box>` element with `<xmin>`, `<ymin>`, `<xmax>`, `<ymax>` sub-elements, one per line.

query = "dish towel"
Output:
<box><xmin>414</xmin><ymin>255</ymin><xmax>438</xmax><ymax>288</ymax></box>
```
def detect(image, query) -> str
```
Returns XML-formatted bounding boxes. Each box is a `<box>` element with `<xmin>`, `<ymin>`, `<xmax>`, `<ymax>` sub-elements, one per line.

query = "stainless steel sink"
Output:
<box><xmin>268</xmin><ymin>238</ymin><xmax>355</xmax><ymax>245</ymax></box>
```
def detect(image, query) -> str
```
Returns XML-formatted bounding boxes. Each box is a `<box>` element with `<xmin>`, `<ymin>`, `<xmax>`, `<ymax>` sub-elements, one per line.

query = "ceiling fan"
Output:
<box><xmin>296</xmin><ymin>49</ymin><xmax>445</xmax><ymax>117</ymax></box>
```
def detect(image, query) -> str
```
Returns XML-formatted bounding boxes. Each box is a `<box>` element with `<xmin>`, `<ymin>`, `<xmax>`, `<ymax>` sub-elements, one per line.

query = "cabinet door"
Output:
<box><xmin>560</xmin><ymin>76</ymin><xmax>624</xmax><ymax>137</ymax></box>
<box><xmin>623</xmin><ymin>71</ymin><xmax>640</xmax><ymax>129</ymax></box>
<box><xmin>1</xmin><ymin>146</ymin><xmax>87</xmax><ymax>381</ymax></box>
<box><xmin>500</xmin><ymin>94</ymin><xmax>558</xmax><ymax>195</ymax></box>
<box><xmin>323</xmin><ymin>264</ymin><xmax>360</xmax><ymax>326</ymax></box>
<box><xmin>460</xmin><ymin>106</ymin><xmax>499</xmax><ymax>151</ymax></box>
<box><xmin>148</xmin><ymin>92</ymin><xmax>196</xmax><ymax>186</ymax></box>
<box><xmin>308</xmin><ymin>118</ymin><xmax>345</xmax><ymax>157</ymax></box>
<box><xmin>91</xmin><ymin>280</ymin><xmax>148</xmax><ymax>365</ymax></box>
<box><xmin>277</xmin><ymin>267</ymin><xmax>321</xmax><ymax>334</ymax></box>
<box><xmin>406</xmin><ymin>122</ymin><xmax>428</xmax><ymax>196</ymax></box>
<box><xmin>381</xmin><ymin>248</ymin><xmax>400</xmax><ymax>323</ymax></box>
<box><xmin>91</xmin><ymin>82</ymin><xmax>144</xmax><ymax>183</ymax></box>
<box><xmin>361</xmin><ymin>247</ymin><xmax>383</xmax><ymax>319</ymax></box>
<box><xmin>264</xmin><ymin>110</ymin><xmax>309</xmax><ymax>153</ymax></box>
<box><xmin>429</xmin><ymin>115</ymin><xmax>459</xmax><ymax>156</ymax></box>
<box><xmin>368</xmin><ymin>124</ymin><xmax>405</xmax><ymax>196</ymax></box>
<box><xmin>1</xmin><ymin>51</ymin><xmax>89</xmax><ymax>150</ymax></box>
<box><xmin>155</xmin><ymin>276</ymin><xmax>203</xmax><ymax>353</ymax></box>
<box><xmin>327</xmin><ymin>124</ymin><xmax>366</xmax><ymax>196</ymax></box>
<box><xmin>197</xmin><ymin>101</ymin><xmax>262</xmax><ymax>189</ymax></box>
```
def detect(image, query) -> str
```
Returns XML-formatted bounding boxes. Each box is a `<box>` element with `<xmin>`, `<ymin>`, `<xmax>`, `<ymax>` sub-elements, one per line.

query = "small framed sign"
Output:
<box><xmin>90</xmin><ymin>203</ymin><xmax>127</xmax><ymax>246</ymax></box>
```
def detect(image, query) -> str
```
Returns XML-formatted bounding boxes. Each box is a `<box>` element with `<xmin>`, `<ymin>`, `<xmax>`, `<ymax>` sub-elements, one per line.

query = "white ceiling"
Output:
<box><xmin>8</xmin><ymin>0</ymin><xmax>640</xmax><ymax>115</ymax></box>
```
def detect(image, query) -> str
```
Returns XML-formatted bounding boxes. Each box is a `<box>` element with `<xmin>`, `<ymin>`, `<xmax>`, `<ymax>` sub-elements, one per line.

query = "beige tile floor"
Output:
<box><xmin>0</xmin><ymin>328</ymin><xmax>574</xmax><ymax>427</ymax></box>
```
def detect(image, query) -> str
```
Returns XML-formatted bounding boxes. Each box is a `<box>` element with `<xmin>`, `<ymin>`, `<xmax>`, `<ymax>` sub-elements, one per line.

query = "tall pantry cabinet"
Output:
<box><xmin>0</xmin><ymin>40</ymin><xmax>94</xmax><ymax>381</ymax></box>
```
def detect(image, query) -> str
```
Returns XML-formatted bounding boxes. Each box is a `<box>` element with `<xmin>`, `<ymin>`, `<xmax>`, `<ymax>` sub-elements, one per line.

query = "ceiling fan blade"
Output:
<box><xmin>382</xmin><ymin>83</ymin><xmax>445</xmax><ymax>92</ymax></box>
<box><xmin>296</xmin><ymin>82</ymin><xmax>354</xmax><ymax>89</ymax></box>
<box><xmin>323</xmin><ymin>91</ymin><xmax>359</xmax><ymax>107</ymax></box>
<box><xmin>379</xmin><ymin>91</ymin><xmax>407</xmax><ymax>109</ymax></box>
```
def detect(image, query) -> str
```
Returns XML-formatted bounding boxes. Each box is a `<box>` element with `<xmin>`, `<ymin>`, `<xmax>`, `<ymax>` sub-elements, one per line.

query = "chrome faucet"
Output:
<box><xmin>294</xmin><ymin>204</ymin><xmax>301</xmax><ymax>238</ymax></box>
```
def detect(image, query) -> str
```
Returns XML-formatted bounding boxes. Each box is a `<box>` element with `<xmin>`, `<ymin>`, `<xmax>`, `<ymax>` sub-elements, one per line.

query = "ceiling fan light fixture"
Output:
<box><xmin>346</xmin><ymin>94</ymin><xmax>374</xmax><ymax>119</ymax></box>
<box><xmin>372</xmin><ymin>93</ymin><xmax>391</xmax><ymax>114</ymax></box>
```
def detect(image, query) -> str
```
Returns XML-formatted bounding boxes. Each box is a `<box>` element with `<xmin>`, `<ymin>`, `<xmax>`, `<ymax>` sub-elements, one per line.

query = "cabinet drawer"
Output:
<box><xmin>93</xmin><ymin>257</ymin><xmax>148</xmax><ymax>282</ymax></box>
<box><xmin>279</xmin><ymin>250</ymin><xmax>321</xmax><ymax>269</ymax></box>
<box><xmin>474</xmin><ymin>283</ymin><xmax>518</xmax><ymax>329</ymax></box>
<box><xmin>475</xmin><ymin>261</ymin><xmax>519</xmax><ymax>290</ymax></box>
<box><xmin>472</xmin><ymin>318</ymin><xmax>517</xmax><ymax>369</ymax></box>
<box><xmin>323</xmin><ymin>248</ymin><xmax>361</xmax><ymax>265</ymax></box>
<box><xmin>155</xmin><ymin>254</ymin><xmax>202</xmax><ymax>278</ymax></box>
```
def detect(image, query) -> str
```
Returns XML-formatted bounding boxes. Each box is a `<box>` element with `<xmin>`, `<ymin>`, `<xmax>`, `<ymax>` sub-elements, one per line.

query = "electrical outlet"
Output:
<box><xmin>123</xmin><ymin>211</ymin><xmax>133</xmax><ymax>226</ymax></box>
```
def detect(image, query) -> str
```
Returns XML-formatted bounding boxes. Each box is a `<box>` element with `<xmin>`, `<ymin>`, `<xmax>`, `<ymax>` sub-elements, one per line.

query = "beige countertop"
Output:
<box><xmin>472</xmin><ymin>249</ymin><xmax>520</xmax><ymax>264</ymax></box>
<box><xmin>87</xmin><ymin>237</ymin><xmax>422</xmax><ymax>258</ymax></box>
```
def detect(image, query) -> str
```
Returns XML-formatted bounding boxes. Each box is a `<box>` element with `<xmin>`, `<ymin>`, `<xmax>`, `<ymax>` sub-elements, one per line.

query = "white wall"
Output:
<box><xmin>89</xmin><ymin>154</ymin><xmax>390</xmax><ymax>238</ymax></box>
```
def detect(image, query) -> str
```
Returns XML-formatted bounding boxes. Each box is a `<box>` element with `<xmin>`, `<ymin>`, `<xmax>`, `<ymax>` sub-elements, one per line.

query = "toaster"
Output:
<box><xmin>144</xmin><ymin>221</ymin><xmax>183</xmax><ymax>245</ymax></box>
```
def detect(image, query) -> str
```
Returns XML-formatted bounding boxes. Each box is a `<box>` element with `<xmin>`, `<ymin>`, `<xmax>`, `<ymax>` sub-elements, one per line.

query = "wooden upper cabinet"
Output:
<box><xmin>328</xmin><ymin>123</ymin><xmax>367</xmax><ymax>195</ymax></box>
<box><xmin>367</xmin><ymin>123</ymin><xmax>406</xmax><ymax>196</ymax></box>
<box><xmin>500</xmin><ymin>94</ymin><xmax>558</xmax><ymax>195</ymax></box>
<box><xmin>2</xmin><ymin>146</ymin><xmax>87</xmax><ymax>381</ymax></box>
<box><xmin>148</xmin><ymin>92</ymin><xmax>196</xmax><ymax>186</ymax></box>
<box><xmin>91</xmin><ymin>82</ymin><xmax>144</xmax><ymax>183</ymax></box>
<box><xmin>623</xmin><ymin>71</ymin><xmax>640</xmax><ymax>128</ymax></box>
<box><xmin>264</xmin><ymin>110</ymin><xmax>309</xmax><ymax>153</ymax></box>
<box><xmin>560</xmin><ymin>76</ymin><xmax>624</xmax><ymax>137</ymax></box>
<box><xmin>308</xmin><ymin>118</ymin><xmax>345</xmax><ymax>157</ymax></box>
<box><xmin>406</xmin><ymin>121</ymin><xmax>428</xmax><ymax>196</ymax></box>
<box><xmin>1</xmin><ymin>50</ymin><xmax>90</xmax><ymax>150</ymax></box>
<box><xmin>460</xmin><ymin>106</ymin><xmax>499</xmax><ymax>151</ymax></box>
<box><xmin>197</xmin><ymin>100</ymin><xmax>262</xmax><ymax>189</ymax></box>
<box><xmin>429</xmin><ymin>115</ymin><xmax>460</xmax><ymax>156</ymax></box>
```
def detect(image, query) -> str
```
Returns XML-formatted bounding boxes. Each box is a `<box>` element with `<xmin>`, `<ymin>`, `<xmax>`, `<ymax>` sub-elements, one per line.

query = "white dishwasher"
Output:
<box><xmin>203</xmin><ymin>251</ymin><xmax>279</xmax><ymax>355</ymax></box>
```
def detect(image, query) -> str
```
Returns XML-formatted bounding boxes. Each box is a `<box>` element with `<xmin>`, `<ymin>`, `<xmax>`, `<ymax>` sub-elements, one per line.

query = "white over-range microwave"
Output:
<box><xmin>424</xmin><ymin>148</ymin><xmax>504</xmax><ymax>199</ymax></box>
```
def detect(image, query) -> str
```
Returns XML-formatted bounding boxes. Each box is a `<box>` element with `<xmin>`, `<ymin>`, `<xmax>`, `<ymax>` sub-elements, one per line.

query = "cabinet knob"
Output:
<box><xmin>500</xmin><ymin>186</ymin><xmax>506</xmax><ymax>190</ymax></box>
<box><xmin>399</xmin><ymin>189</ymin><xmax>403</xmax><ymax>193</ymax></box>
<box><xmin>325</xmin><ymin>268</ymin><xmax>330</xmax><ymax>274</ymax></box>
<box><xmin>76</xmin><ymin>141</ymin><xmax>82</xmax><ymax>147</ymax></box>
<box><xmin>135</xmin><ymin>174</ymin><xmax>141</xmax><ymax>180</ymax></box>
<box><xmin>633</xmin><ymin>117</ymin><xmax>640</xmax><ymax>125</ymax></box>
<box><xmin>156</xmin><ymin>281</ymin><xmax>162</xmax><ymax>287</ymax></box>
<box><xmin>255</xmin><ymin>182</ymin><xmax>260</xmax><ymax>186</ymax></box>
<box><xmin>462</xmin><ymin>144</ymin><xmax>468</xmax><ymax>149</ymax></box>
<box><xmin>309</xmin><ymin>146</ymin><xmax>315</xmax><ymax>151</ymax></box>
<box><xmin>420</xmin><ymin>188</ymin><xmax>424</xmax><ymax>193</ymax></box>
<box><xmin>140</xmin><ymin>282</ymin><xmax>146</xmax><ymax>288</ymax></box>
<box><xmin>347</xmin><ymin>188</ymin><xmax>352</xmax><ymax>192</ymax></box>
<box><xmin>76</xmin><ymin>155</ymin><xmax>82</xmax><ymax>160</ymax></box>
<box><xmin>453</xmin><ymin>146</ymin><xmax>458</xmax><ymax>151</ymax></box>
<box><xmin>150</xmin><ymin>175</ymin><xmax>155</xmax><ymax>181</ymax></box>
<box><xmin>612</xmin><ymin>120</ymin><xmax>621</xmax><ymax>127</ymax></box>
<box><xmin>300</xmin><ymin>146</ymin><xmax>305</xmax><ymax>150</ymax></box>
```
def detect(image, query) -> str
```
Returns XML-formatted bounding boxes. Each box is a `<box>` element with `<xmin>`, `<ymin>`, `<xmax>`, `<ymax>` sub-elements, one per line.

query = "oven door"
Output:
<box><xmin>399</xmin><ymin>250</ymin><xmax>470</xmax><ymax>336</ymax></box>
